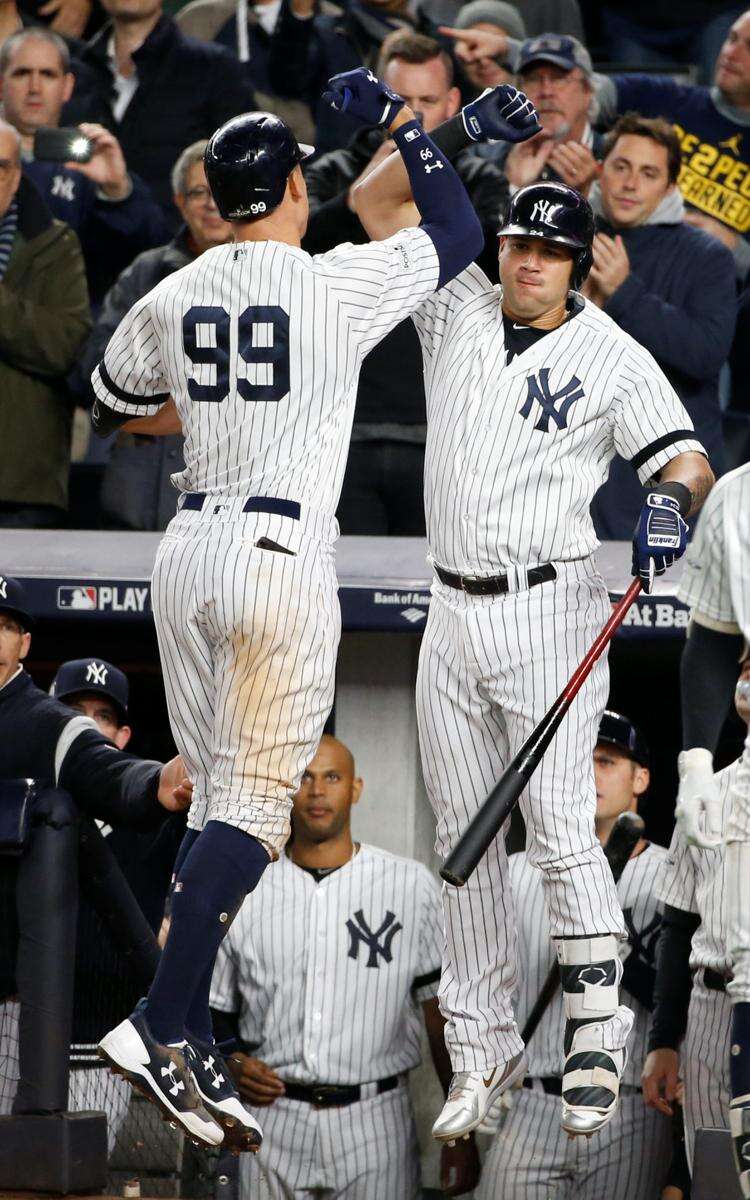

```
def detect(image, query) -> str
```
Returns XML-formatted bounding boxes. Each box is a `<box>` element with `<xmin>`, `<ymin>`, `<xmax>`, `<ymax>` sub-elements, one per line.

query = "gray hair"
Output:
<box><xmin>0</xmin><ymin>28</ymin><xmax>70</xmax><ymax>77</ymax></box>
<box><xmin>0</xmin><ymin>120</ymin><xmax>22</xmax><ymax>164</ymax></box>
<box><xmin>171</xmin><ymin>139</ymin><xmax>209</xmax><ymax>197</ymax></box>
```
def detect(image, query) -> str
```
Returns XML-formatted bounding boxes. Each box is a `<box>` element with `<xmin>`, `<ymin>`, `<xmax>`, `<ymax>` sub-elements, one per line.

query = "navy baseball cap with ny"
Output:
<box><xmin>597</xmin><ymin>710</ymin><xmax>650</xmax><ymax>767</ymax></box>
<box><xmin>0</xmin><ymin>574</ymin><xmax>34</xmax><ymax>630</ymax></box>
<box><xmin>51</xmin><ymin>658</ymin><xmax>129</xmax><ymax>721</ymax></box>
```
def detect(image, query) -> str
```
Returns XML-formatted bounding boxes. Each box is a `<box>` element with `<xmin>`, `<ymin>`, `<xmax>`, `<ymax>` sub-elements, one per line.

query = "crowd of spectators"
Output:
<box><xmin>0</xmin><ymin>0</ymin><xmax>749</xmax><ymax>536</ymax></box>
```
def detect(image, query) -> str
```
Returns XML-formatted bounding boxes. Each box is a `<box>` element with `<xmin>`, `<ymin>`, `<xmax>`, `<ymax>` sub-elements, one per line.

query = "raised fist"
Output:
<box><xmin>323</xmin><ymin>67</ymin><xmax>405</xmax><ymax>129</ymax></box>
<box><xmin>461</xmin><ymin>85</ymin><xmax>541</xmax><ymax>144</ymax></box>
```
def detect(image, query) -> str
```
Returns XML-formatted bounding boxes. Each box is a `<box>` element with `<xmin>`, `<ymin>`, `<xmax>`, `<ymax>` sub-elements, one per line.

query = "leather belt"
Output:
<box><xmin>702</xmin><ymin>966</ymin><xmax>730</xmax><ymax>992</ymax></box>
<box><xmin>282</xmin><ymin>1076</ymin><xmax>399</xmax><ymax>1108</ymax></box>
<box><xmin>179</xmin><ymin>493</ymin><xmax>301</xmax><ymax>520</ymax></box>
<box><xmin>434</xmin><ymin>562</ymin><xmax>557</xmax><ymax>596</ymax></box>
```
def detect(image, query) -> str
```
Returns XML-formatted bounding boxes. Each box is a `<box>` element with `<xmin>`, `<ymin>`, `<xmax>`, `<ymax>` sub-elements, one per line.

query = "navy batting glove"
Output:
<box><xmin>631</xmin><ymin>491</ymin><xmax>689</xmax><ymax>593</ymax></box>
<box><xmin>323</xmin><ymin>67</ymin><xmax>405</xmax><ymax>128</ymax></box>
<box><xmin>461</xmin><ymin>85</ymin><xmax>541</xmax><ymax>144</ymax></box>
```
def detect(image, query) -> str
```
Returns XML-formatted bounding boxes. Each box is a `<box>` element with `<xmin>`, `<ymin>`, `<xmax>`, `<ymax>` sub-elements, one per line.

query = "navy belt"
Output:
<box><xmin>282</xmin><ymin>1076</ymin><xmax>399</xmax><ymax>1108</ymax></box>
<box><xmin>180</xmin><ymin>493</ymin><xmax>300</xmax><ymax>520</ymax></box>
<box><xmin>435</xmin><ymin>562</ymin><xmax>557</xmax><ymax>596</ymax></box>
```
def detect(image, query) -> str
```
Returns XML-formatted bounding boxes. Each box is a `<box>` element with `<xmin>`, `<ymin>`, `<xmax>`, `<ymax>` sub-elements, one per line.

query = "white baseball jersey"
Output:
<box><xmin>92</xmin><ymin>230</ymin><xmax>439</xmax><ymax>520</ymax></box>
<box><xmin>659</xmin><ymin>760</ymin><xmax>738</xmax><ymax>975</ymax></box>
<box><xmin>509</xmin><ymin>845</ymin><xmax>665</xmax><ymax>1088</ymax></box>
<box><xmin>678</xmin><ymin>462</ymin><xmax>750</xmax><ymax>643</ymax></box>
<box><xmin>658</xmin><ymin>765</ymin><xmax>739</xmax><ymax>1166</ymax></box>
<box><xmin>209</xmin><ymin>844</ymin><xmax>442</xmax><ymax>1082</ymax></box>
<box><xmin>412</xmin><ymin>266</ymin><xmax>704</xmax><ymax>572</ymax></box>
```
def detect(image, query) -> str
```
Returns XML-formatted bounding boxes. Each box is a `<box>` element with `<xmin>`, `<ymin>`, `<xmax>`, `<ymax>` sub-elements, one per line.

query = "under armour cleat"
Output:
<box><xmin>98</xmin><ymin>1004</ymin><xmax>223</xmax><ymax>1147</ymax></box>
<box><xmin>432</xmin><ymin>1052</ymin><xmax>526</xmax><ymax>1142</ymax></box>
<box><xmin>186</xmin><ymin>1035</ymin><xmax>263</xmax><ymax>1153</ymax></box>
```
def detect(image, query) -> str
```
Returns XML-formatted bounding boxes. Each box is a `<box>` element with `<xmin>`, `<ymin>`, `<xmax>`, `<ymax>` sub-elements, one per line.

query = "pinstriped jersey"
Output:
<box><xmin>659</xmin><ymin>761</ymin><xmax>737</xmax><ymax>976</ymax></box>
<box><xmin>412</xmin><ymin>265</ymin><xmax>705</xmax><ymax>572</ymax></box>
<box><xmin>209</xmin><ymin>845</ymin><xmax>443</xmax><ymax>1084</ymax></box>
<box><xmin>91</xmin><ymin>231</ymin><xmax>439</xmax><ymax>522</ymax></box>
<box><xmin>509</xmin><ymin>845</ymin><xmax>665</xmax><ymax>1086</ymax></box>
<box><xmin>678</xmin><ymin>463</ymin><xmax>750</xmax><ymax>644</ymax></box>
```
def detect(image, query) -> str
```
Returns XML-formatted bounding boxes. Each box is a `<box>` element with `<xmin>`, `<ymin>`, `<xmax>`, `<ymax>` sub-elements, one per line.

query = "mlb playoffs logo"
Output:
<box><xmin>58</xmin><ymin>585</ymin><xmax>97</xmax><ymax>610</ymax></box>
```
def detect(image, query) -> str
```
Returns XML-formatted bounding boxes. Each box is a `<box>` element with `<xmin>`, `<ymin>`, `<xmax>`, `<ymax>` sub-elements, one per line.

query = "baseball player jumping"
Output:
<box><xmin>669</xmin><ymin>463</ymin><xmax>750</xmax><ymax>1195</ymax></box>
<box><xmin>354</xmin><ymin>157</ymin><xmax>714</xmax><ymax>1141</ymax></box>
<box><xmin>88</xmin><ymin>73</ymin><xmax>539</xmax><ymax>1150</ymax></box>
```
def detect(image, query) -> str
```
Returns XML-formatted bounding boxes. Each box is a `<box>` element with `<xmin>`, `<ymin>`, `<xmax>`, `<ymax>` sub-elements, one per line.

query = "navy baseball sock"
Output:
<box><xmin>731</xmin><ymin>1003</ymin><xmax>750</xmax><ymax>1097</ymax></box>
<box><xmin>144</xmin><ymin>821</ymin><xmax>270</xmax><ymax>1045</ymax></box>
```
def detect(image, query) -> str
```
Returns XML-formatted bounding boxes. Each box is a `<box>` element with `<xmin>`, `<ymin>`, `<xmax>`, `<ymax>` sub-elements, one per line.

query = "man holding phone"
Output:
<box><xmin>0</xmin><ymin>27</ymin><xmax>167</xmax><ymax>302</ymax></box>
<box><xmin>0</xmin><ymin>119</ymin><xmax>91</xmax><ymax>526</ymax></box>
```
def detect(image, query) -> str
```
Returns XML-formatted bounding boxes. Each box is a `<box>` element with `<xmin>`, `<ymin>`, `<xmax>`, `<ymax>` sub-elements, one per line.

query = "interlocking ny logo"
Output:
<box><xmin>86</xmin><ymin>661</ymin><xmax>108</xmax><ymax>686</ymax></box>
<box><xmin>160</xmin><ymin>1063</ymin><xmax>185</xmax><ymax>1098</ymax></box>
<box><xmin>531</xmin><ymin>198</ymin><xmax>555</xmax><ymax>225</ymax></box>
<box><xmin>519</xmin><ymin>368</ymin><xmax>584</xmax><ymax>432</ymax></box>
<box><xmin>346</xmin><ymin>909</ymin><xmax>403</xmax><ymax>969</ymax></box>
<box><xmin>0</xmin><ymin>577</ymin><xmax>6</xmax><ymax>600</ymax></box>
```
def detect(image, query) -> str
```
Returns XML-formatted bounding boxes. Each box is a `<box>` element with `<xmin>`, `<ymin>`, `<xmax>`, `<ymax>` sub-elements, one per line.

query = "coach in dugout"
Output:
<box><xmin>0</xmin><ymin>574</ymin><xmax>192</xmax><ymax>824</ymax></box>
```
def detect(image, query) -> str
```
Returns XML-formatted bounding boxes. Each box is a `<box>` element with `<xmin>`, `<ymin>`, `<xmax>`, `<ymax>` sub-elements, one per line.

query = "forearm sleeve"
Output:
<box><xmin>391</xmin><ymin>119</ymin><xmax>483</xmax><ymax>287</ymax></box>
<box><xmin>681</xmin><ymin>621</ymin><xmax>746</xmax><ymax>751</ymax></box>
<box><xmin>59</xmin><ymin>728</ymin><xmax>164</xmax><ymax>830</ymax></box>
<box><xmin>647</xmin><ymin>904</ymin><xmax>700</xmax><ymax>1052</ymax></box>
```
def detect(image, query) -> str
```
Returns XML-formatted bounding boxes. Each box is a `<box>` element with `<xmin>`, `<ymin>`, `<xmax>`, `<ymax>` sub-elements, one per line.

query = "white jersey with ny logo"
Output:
<box><xmin>209</xmin><ymin>845</ymin><xmax>443</xmax><ymax>1084</ymax></box>
<box><xmin>91</xmin><ymin>231</ymin><xmax>439</xmax><ymax>523</ymax></box>
<box><xmin>412</xmin><ymin>264</ymin><xmax>705</xmax><ymax>572</ymax></box>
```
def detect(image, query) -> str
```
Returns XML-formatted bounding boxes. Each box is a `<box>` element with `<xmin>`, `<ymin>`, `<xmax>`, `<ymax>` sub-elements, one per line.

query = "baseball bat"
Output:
<box><xmin>440</xmin><ymin>577</ymin><xmax>642</xmax><ymax>887</ymax></box>
<box><xmin>520</xmin><ymin>810</ymin><xmax>645</xmax><ymax>1046</ymax></box>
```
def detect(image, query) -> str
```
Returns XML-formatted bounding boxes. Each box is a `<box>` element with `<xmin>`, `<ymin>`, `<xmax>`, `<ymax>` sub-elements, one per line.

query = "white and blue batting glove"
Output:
<box><xmin>676</xmin><ymin>747</ymin><xmax>723</xmax><ymax>848</ymax></box>
<box><xmin>323</xmin><ymin>67</ymin><xmax>405</xmax><ymax>128</ymax></box>
<box><xmin>631</xmin><ymin>490</ymin><xmax>688</xmax><ymax>593</ymax></box>
<box><xmin>461</xmin><ymin>84</ymin><xmax>541</xmax><ymax>144</ymax></box>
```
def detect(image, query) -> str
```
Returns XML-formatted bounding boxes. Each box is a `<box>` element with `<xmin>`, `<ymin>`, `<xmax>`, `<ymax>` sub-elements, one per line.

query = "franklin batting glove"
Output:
<box><xmin>461</xmin><ymin>85</ymin><xmax>541</xmax><ymax>144</ymax></box>
<box><xmin>631</xmin><ymin>490</ymin><xmax>688</xmax><ymax>593</ymax></box>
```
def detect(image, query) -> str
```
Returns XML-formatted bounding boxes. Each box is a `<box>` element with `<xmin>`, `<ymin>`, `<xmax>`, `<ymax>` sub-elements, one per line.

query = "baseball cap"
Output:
<box><xmin>518</xmin><ymin>33</ymin><xmax>593</xmax><ymax>79</ymax></box>
<box><xmin>597</xmin><ymin>710</ymin><xmax>649</xmax><ymax>767</ymax></box>
<box><xmin>0</xmin><ymin>574</ymin><xmax>34</xmax><ymax>631</ymax></box>
<box><xmin>51</xmin><ymin>658</ymin><xmax>129</xmax><ymax>721</ymax></box>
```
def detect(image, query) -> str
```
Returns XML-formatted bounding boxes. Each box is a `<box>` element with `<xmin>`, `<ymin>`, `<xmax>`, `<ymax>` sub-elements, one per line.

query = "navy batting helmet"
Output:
<box><xmin>498</xmin><ymin>181</ymin><xmax>594</xmax><ymax>289</ymax></box>
<box><xmin>204</xmin><ymin>112</ymin><xmax>314</xmax><ymax>222</ymax></box>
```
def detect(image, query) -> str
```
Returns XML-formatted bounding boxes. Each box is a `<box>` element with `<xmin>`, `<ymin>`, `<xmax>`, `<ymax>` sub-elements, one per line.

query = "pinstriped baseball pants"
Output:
<box><xmin>238</xmin><ymin>1086</ymin><xmax>420</xmax><ymax>1198</ymax></box>
<box><xmin>151</xmin><ymin>504</ymin><xmax>341</xmax><ymax>858</ymax></box>
<box><xmin>477</xmin><ymin>1087</ymin><xmax>670</xmax><ymax>1199</ymax></box>
<box><xmin>416</xmin><ymin>559</ymin><xmax>625</xmax><ymax>1072</ymax></box>
<box><xmin>682</xmin><ymin>977</ymin><xmax>732</xmax><ymax>1170</ymax></box>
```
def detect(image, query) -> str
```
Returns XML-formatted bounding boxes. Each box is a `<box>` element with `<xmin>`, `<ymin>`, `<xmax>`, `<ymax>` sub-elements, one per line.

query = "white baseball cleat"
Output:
<box><xmin>98</xmin><ymin>1005</ymin><xmax>224</xmax><ymax>1148</ymax></box>
<box><xmin>432</xmin><ymin>1052</ymin><xmax>526</xmax><ymax>1142</ymax></box>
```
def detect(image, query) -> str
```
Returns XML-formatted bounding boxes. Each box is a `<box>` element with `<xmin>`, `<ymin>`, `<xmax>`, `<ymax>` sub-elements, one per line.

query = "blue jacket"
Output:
<box><xmin>23</xmin><ymin>159</ymin><xmax>169</xmax><ymax>306</ymax></box>
<box><xmin>589</xmin><ymin>185</ymin><xmax>737</xmax><ymax>540</ymax></box>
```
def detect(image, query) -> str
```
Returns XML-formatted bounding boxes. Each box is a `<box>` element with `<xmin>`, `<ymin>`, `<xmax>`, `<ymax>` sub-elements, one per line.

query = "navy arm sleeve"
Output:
<box><xmin>647</xmin><ymin>904</ymin><xmax>700</xmax><ymax>1052</ymax></box>
<box><xmin>681</xmin><ymin>621</ymin><xmax>746</xmax><ymax>751</ymax></box>
<box><xmin>58</xmin><ymin>728</ymin><xmax>165</xmax><ymax>831</ymax></box>
<box><xmin>391</xmin><ymin>119</ymin><xmax>484</xmax><ymax>288</ymax></box>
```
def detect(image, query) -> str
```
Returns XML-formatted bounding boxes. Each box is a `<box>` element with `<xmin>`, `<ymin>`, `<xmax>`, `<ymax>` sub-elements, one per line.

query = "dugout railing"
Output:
<box><xmin>0</xmin><ymin>781</ymin><xmax>238</xmax><ymax>1198</ymax></box>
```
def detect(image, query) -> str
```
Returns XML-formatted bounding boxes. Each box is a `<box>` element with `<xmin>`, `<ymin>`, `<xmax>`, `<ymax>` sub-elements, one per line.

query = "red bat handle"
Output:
<box><xmin>561</xmin><ymin>577</ymin><xmax>642</xmax><ymax>703</ymax></box>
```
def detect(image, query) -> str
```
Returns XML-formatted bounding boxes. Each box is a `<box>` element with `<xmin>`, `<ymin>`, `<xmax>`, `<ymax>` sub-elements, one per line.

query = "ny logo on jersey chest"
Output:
<box><xmin>346</xmin><ymin>909</ymin><xmax>402</xmax><ymax>969</ymax></box>
<box><xmin>519</xmin><ymin>368</ymin><xmax>584</xmax><ymax>432</ymax></box>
